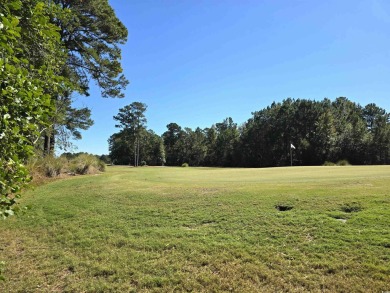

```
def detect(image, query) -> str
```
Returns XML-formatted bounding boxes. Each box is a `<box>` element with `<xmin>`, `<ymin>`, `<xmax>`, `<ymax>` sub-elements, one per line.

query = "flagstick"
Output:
<box><xmin>290</xmin><ymin>146</ymin><xmax>292</xmax><ymax>167</ymax></box>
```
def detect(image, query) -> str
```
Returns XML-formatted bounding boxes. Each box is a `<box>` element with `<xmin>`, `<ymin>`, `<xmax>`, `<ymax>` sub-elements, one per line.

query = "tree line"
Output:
<box><xmin>109</xmin><ymin>98</ymin><xmax>390</xmax><ymax>167</ymax></box>
<box><xmin>1</xmin><ymin>0</ymin><xmax>127</xmax><ymax>218</ymax></box>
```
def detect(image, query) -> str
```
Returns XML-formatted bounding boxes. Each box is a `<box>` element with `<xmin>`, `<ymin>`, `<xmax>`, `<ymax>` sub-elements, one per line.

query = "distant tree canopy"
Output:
<box><xmin>110</xmin><ymin>98</ymin><xmax>389</xmax><ymax>167</ymax></box>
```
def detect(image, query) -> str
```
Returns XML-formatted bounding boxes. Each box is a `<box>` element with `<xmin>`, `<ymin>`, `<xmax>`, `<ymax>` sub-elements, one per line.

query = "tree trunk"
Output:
<box><xmin>134</xmin><ymin>139</ymin><xmax>137</xmax><ymax>167</ymax></box>
<box><xmin>43</xmin><ymin>133</ymin><xmax>55</xmax><ymax>156</ymax></box>
<box><xmin>137</xmin><ymin>137</ymin><xmax>140</xmax><ymax>167</ymax></box>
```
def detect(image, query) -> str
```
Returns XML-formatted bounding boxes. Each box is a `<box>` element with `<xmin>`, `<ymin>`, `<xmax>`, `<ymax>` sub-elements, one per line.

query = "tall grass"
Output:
<box><xmin>27</xmin><ymin>153</ymin><xmax>105</xmax><ymax>181</ymax></box>
<box><xmin>68</xmin><ymin>154</ymin><xmax>106</xmax><ymax>175</ymax></box>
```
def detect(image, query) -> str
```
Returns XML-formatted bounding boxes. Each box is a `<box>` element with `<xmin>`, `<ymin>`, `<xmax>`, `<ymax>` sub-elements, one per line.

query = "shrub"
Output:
<box><xmin>336</xmin><ymin>159</ymin><xmax>350</xmax><ymax>166</ymax></box>
<box><xmin>44</xmin><ymin>157</ymin><xmax>67</xmax><ymax>177</ymax></box>
<box><xmin>97</xmin><ymin>160</ymin><xmax>106</xmax><ymax>172</ymax></box>
<box><xmin>323</xmin><ymin>161</ymin><xmax>336</xmax><ymax>166</ymax></box>
<box><xmin>181</xmin><ymin>163</ymin><xmax>189</xmax><ymax>167</ymax></box>
<box><xmin>28</xmin><ymin>153</ymin><xmax>106</xmax><ymax>179</ymax></box>
<box><xmin>68</xmin><ymin>154</ymin><xmax>106</xmax><ymax>174</ymax></box>
<box><xmin>69</xmin><ymin>154</ymin><xmax>102</xmax><ymax>175</ymax></box>
<box><xmin>140</xmin><ymin>161</ymin><xmax>147</xmax><ymax>166</ymax></box>
<box><xmin>27</xmin><ymin>156</ymin><xmax>68</xmax><ymax>178</ymax></box>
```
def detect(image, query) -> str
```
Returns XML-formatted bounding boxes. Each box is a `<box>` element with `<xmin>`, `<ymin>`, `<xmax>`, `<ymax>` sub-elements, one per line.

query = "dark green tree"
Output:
<box><xmin>162</xmin><ymin>123</ymin><xmax>185</xmax><ymax>166</ymax></box>
<box><xmin>108</xmin><ymin>130</ymin><xmax>131</xmax><ymax>165</ymax></box>
<box><xmin>109</xmin><ymin>128</ymin><xmax>164</xmax><ymax>166</ymax></box>
<box><xmin>214</xmin><ymin>117</ymin><xmax>240</xmax><ymax>166</ymax></box>
<box><xmin>113</xmin><ymin>102</ymin><xmax>147</xmax><ymax>166</ymax></box>
<box><xmin>363</xmin><ymin>103</ymin><xmax>390</xmax><ymax>164</ymax></box>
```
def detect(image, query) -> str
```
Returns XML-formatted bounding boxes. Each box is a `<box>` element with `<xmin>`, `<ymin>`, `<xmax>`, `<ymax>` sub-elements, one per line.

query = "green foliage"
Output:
<box><xmin>0</xmin><ymin>0</ymin><xmax>66</xmax><ymax>218</ymax></box>
<box><xmin>99</xmin><ymin>154</ymin><xmax>111</xmax><ymax>165</ymax></box>
<box><xmin>49</xmin><ymin>97</ymin><xmax>94</xmax><ymax>153</ymax></box>
<box><xmin>323</xmin><ymin>161</ymin><xmax>336</xmax><ymax>166</ymax></box>
<box><xmin>112</xmin><ymin>102</ymin><xmax>151</xmax><ymax>167</ymax></box>
<box><xmin>1</xmin><ymin>0</ymin><xmax>128</xmax><ymax>217</ymax></box>
<box><xmin>53</xmin><ymin>0</ymin><xmax>129</xmax><ymax>98</ymax></box>
<box><xmin>181</xmin><ymin>162</ymin><xmax>189</xmax><ymax>167</ymax></box>
<box><xmin>160</xmin><ymin>97</ymin><xmax>389</xmax><ymax>167</ymax></box>
<box><xmin>109</xmin><ymin>127</ymin><xmax>165</xmax><ymax>166</ymax></box>
<box><xmin>162</xmin><ymin>123</ymin><xmax>185</xmax><ymax>166</ymax></box>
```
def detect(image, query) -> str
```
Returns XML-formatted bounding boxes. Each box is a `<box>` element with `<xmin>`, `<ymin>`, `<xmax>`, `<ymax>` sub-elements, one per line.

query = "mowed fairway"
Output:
<box><xmin>1</xmin><ymin>166</ymin><xmax>390</xmax><ymax>292</ymax></box>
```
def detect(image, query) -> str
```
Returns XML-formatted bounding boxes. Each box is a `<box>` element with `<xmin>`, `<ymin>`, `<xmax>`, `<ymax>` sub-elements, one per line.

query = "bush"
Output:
<box><xmin>27</xmin><ymin>153</ymin><xmax>106</xmax><ymax>180</ymax></box>
<box><xmin>44</xmin><ymin>157</ymin><xmax>67</xmax><ymax>177</ymax></box>
<box><xmin>323</xmin><ymin>161</ymin><xmax>336</xmax><ymax>166</ymax></box>
<box><xmin>336</xmin><ymin>159</ymin><xmax>350</xmax><ymax>166</ymax></box>
<box><xmin>97</xmin><ymin>160</ymin><xmax>106</xmax><ymax>172</ymax></box>
<box><xmin>140</xmin><ymin>160</ymin><xmax>147</xmax><ymax>166</ymax></box>
<box><xmin>181</xmin><ymin>163</ymin><xmax>189</xmax><ymax>167</ymax></box>
<box><xmin>27</xmin><ymin>156</ymin><xmax>68</xmax><ymax>178</ymax></box>
<box><xmin>69</xmin><ymin>154</ymin><xmax>104</xmax><ymax>175</ymax></box>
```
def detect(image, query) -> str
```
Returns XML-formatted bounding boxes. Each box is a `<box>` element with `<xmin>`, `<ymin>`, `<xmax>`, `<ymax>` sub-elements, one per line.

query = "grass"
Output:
<box><xmin>0</xmin><ymin>165</ymin><xmax>389</xmax><ymax>292</ymax></box>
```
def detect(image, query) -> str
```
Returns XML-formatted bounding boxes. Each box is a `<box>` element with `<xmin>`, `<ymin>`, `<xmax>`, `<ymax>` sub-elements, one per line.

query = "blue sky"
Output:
<box><xmin>71</xmin><ymin>0</ymin><xmax>390</xmax><ymax>155</ymax></box>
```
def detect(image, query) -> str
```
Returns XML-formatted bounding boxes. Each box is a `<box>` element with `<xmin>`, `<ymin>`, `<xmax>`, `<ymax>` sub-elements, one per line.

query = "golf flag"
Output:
<box><xmin>291</xmin><ymin>144</ymin><xmax>295</xmax><ymax>149</ymax></box>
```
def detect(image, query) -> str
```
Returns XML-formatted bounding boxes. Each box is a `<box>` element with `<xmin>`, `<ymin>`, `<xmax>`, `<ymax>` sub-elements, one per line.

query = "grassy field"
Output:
<box><xmin>1</xmin><ymin>165</ymin><xmax>389</xmax><ymax>292</ymax></box>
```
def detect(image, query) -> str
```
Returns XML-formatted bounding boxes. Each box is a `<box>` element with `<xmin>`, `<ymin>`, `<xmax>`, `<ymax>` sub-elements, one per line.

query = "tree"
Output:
<box><xmin>363</xmin><ymin>103</ymin><xmax>390</xmax><ymax>164</ymax></box>
<box><xmin>331</xmin><ymin>97</ymin><xmax>368</xmax><ymax>164</ymax></box>
<box><xmin>53</xmin><ymin>0</ymin><xmax>129</xmax><ymax>99</ymax></box>
<box><xmin>203</xmin><ymin>126</ymin><xmax>218</xmax><ymax>166</ymax></box>
<box><xmin>29</xmin><ymin>0</ymin><xmax>129</xmax><ymax>154</ymax></box>
<box><xmin>108</xmin><ymin>131</ymin><xmax>131</xmax><ymax>165</ymax></box>
<box><xmin>113</xmin><ymin>102</ymin><xmax>147</xmax><ymax>166</ymax></box>
<box><xmin>1</xmin><ymin>0</ymin><xmax>69</xmax><ymax>218</ymax></box>
<box><xmin>214</xmin><ymin>117</ymin><xmax>240</xmax><ymax>166</ymax></box>
<box><xmin>109</xmin><ymin>128</ymin><xmax>164</xmax><ymax>166</ymax></box>
<box><xmin>49</xmin><ymin>95</ymin><xmax>93</xmax><ymax>152</ymax></box>
<box><xmin>162</xmin><ymin>123</ymin><xmax>185</xmax><ymax>166</ymax></box>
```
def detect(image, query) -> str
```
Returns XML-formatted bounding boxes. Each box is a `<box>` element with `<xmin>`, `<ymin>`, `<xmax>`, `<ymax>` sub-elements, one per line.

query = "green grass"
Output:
<box><xmin>1</xmin><ymin>165</ymin><xmax>390</xmax><ymax>292</ymax></box>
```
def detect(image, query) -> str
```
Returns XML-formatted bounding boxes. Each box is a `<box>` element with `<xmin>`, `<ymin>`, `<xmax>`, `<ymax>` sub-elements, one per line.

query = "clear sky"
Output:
<box><xmin>70</xmin><ymin>0</ymin><xmax>390</xmax><ymax>155</ymax></box>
